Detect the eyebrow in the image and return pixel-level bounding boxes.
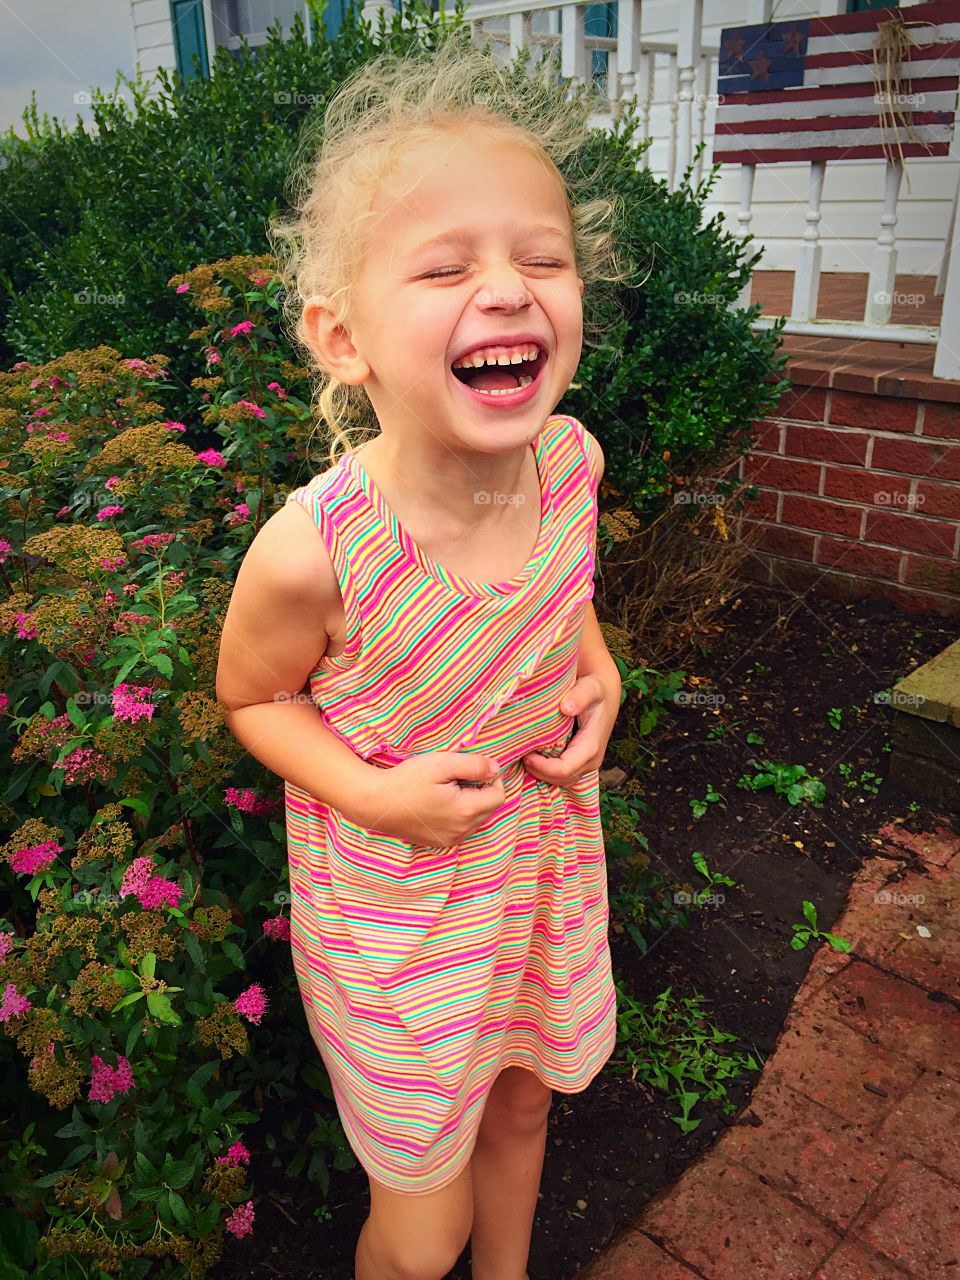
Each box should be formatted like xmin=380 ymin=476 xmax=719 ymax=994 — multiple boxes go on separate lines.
xmin=400 ymin=224 xmax=569 ymax=259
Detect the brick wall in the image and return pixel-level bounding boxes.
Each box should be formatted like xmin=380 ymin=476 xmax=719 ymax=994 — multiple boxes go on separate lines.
xmin=737 ymin=382 xmax=960 ymax=617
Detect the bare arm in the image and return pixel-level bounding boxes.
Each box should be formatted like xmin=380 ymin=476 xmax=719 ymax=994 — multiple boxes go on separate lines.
xmin=215 ymin=501 xmax=380 ymax=825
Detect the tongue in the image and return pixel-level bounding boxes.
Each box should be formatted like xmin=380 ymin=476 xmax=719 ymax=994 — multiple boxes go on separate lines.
xmin=465 ymin=366 xmax=521 ymax=392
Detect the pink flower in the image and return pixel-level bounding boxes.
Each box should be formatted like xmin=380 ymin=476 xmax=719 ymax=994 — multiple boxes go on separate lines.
xmin=235 ymin=400 xmax=265 ymax=419
xmin=10 ymin=840 xmax=61 ymax=876
xmin=119 ymin=855 xmax=182 ymax=910
xmin=0 ymin=933 xmax=14 ymax=960
xmin=229 ymin=320 xmax=255 ymax=337
xmin=0 ymin=982 xmax=31 ymax=1023
xmin=104 ymin=476 xmax=122 ymax=491
xmin=176 ymin=282 xmax=190 ymax=294
xmin=96 ymin=505 xmax=124 ymax=522
xmin=224 ymin=787 xmax=276 ymax=816
xmin=262 ymin=916 xmax=291 ymax=942
xmin=131 ymin=532 xmax=175 ymax=552
xmin=56 ymin=506 xmax=70 ymax=518
xmin=124 ymin=359 xmax=154 ymax=375
xmin=234 ymin=984 xmax=268 ymax=1026
xmin=267 ymin=382 xmax=287 ymax=400
xmin=227 ymin=503 xmax=249 ymax=527
xmin=205 ymin=348 xmax=221 ymax=365
xmin=15 ymin=613 xmax=38 ymax=640
xmin=89 ymin=1054 xmax=135 ymax=1104
xmin=61 ymin=746 xmax=112 ymax=787
xmin=112 ymin=683 xmax=155 ymax=724
xmin=196 ymin=448 xmax=225 ymax=467
xmin=100 ymin=554 xmax=127 ymax=572
xmin=0 ymin=693 xmax=8 ymax=715
xmin=0 ymin=539 xmax=12 ymax=563
xmin=162 ymin=420 xmax=187 ymax=433
xmin=225 ymin=1200 xmax=255 ymax=1239
xmin=217 ymin=1140 xmax=251 ymax=1166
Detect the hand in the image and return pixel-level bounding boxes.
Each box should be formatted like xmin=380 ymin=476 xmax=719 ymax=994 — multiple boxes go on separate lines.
xmin=522 ymin=671 xmax=620 ymax=790
xmin=355 ymin=751 xmax=506 ymax=847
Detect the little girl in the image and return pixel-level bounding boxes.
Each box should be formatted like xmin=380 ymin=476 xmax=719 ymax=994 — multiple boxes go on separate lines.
xmin=217 ymin=31 xmax=623 ymax=1280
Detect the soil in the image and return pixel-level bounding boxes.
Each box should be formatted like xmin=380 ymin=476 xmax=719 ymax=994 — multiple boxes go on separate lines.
xmin=213 ymin=584 xmax=958 ymax=1280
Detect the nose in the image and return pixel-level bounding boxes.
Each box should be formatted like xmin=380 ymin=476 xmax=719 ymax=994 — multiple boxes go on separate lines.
xmin=473 ymin=262 xmax=533 ymax=313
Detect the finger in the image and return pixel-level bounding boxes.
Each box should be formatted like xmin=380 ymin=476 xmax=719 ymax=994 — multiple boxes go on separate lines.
xmin=559 ymin=674 xmax=605 ymax=718
xmin=524 ymin=739 xmax=598 ymax=778
xmin=442 ymin=752 xmax=500 ymax=784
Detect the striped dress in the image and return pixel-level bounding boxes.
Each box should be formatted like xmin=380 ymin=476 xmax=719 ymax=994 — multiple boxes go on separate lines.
xmin=283 ymin=412 xmax=617 ymax=1194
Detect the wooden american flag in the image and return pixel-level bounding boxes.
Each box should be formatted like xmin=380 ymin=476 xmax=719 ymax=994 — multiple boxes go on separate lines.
xmin=713 ymin=0 xmax=960 ymax=165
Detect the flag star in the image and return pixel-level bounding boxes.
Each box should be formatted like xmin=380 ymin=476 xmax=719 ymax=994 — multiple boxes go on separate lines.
xmin=749 ymin=50 xmax=773 ymax=82
xmin=724 ymin=32 xmax=745 ymax=64
xmin=781 ymin=24 xmax=805 ymax=56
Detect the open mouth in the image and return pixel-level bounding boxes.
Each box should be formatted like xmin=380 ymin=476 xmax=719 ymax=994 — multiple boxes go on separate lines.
xmin=450 ymin=346 xmax=547 ymax=399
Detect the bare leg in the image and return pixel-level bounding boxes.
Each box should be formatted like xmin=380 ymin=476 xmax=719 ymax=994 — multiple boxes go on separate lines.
xmin=356 ymin=1161 xmax=473 ymax=1280
xmin=469 ymin=1066 xmax=552 ymax=1280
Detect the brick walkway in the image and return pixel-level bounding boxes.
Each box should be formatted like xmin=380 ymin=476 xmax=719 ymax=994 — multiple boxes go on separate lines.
xmin=576 ymin=821 xmax=960 ymax=1280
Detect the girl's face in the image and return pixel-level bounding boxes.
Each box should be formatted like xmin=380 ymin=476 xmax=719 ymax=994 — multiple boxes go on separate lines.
xmin=312 ymin=128 xmax=584 ymax=455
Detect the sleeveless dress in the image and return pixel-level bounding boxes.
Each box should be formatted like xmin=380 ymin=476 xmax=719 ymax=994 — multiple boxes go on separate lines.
xmin=283 ymin=412 xmax=617 ymax=1194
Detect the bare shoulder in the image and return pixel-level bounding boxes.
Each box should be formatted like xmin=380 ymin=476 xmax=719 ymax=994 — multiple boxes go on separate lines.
xmin=215 ymin=501 xmax=342 ymax=712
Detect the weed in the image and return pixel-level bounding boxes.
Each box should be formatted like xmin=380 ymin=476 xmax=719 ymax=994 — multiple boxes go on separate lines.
xmin=790 ymin=900 xmax=852 ymax=953
xmin=689 ymin=783 xmax=723 ymax=820
xmin=737 ymin=758 xmax=826 ymax=808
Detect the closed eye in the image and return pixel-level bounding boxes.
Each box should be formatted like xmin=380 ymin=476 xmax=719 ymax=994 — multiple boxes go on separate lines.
xmin=422 ymin=260 xmax=566 ymax=279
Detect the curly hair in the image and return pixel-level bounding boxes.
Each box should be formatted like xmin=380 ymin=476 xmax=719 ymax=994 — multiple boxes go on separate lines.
xmin=268 ymin=26 xmax=631 ymax=465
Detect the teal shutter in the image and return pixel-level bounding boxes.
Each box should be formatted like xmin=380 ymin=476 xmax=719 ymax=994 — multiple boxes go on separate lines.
xmin=170 ymin=0 xmax=210 ymax=80
xmin=557 ymin=5 xmax=618 ymax=90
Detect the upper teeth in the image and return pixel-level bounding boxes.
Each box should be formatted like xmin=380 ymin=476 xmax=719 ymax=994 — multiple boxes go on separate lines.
xmin=451 ymin=344 xmax=540 ymax=369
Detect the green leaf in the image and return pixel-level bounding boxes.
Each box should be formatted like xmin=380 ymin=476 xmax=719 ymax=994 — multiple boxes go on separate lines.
xmin=802 ymin=900 xmax=818 ymax=928
xmin=691 ymin=850 xmax=709 ymax=880
xmin=119 ymin=795 xmax=150 ymax=817
xmin=825 ymin=933 xmax=852 ymax=953
xmin=111 ymin=991 xmax=146 ymax=1012
xmin=138 ymin=951 xmax=156 ymax=979
xmin=146 ymin=993 xmax=181 ymax=1026
xmin=221 ymin=940 xmax=245 ymax=970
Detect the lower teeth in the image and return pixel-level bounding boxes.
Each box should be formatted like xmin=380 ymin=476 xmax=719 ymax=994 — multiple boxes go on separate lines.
xmin=473 ymin=375 xmax=534 ymax=396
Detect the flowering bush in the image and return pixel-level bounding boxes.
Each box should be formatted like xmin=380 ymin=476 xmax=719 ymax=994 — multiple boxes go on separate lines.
xmin=0 ymin=257 xmax=355 ymax=1277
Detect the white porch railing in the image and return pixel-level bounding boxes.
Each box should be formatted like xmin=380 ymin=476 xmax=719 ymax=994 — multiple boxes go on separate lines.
xmin=361 ymin=0 xmax=960 ymax=382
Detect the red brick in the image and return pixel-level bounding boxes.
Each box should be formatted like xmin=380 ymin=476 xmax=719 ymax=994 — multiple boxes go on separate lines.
xmin=748 ymin=420 xmax=784 ymax=452
xmin=877 ymin=822 xmax=960 ymax=867
xmin=640 ymin=1156 xmax=840 ymax=1280
xmin=743 ymin=454 xmax=822 ymax=493
xmin=822 ymin=466 xmax=902 ymax=506
xmin=781 ymin=494 xmax=863 ymax=537
xmin=741 ymin=487 xmax=780 ymax=520
xmin=864 ymin=510 xmax=956 ymax=555
xmin=714 ymin=1079 xmax=894 ymax=1230
xmin=873 ymin=578 xmax=960 ymax=618
xmin=747 ymin=521 xmax=817 ymax=561
xmin=811 ymin=1240 xmax=921 ymax=1280
xmin=769 ymin=561 xmax=866 ymax=603
xmin=785 ymin=424 xmax=870 ymax=466
xmin=875 ymin=1073 xmax=960 ymax=1181
xmin=904 ymin=553 xmax=960 ymax=594
xmin=922 ymin=401 xmax=960 ymax=441
xmin=871 ymin=436 xmax=960 ymax=482
xmin=817 ymin=537 xmax=901 ymax=581
xmin=855 ymin=1158 xmax=960 ymax=1277
xmin=801 ymin=960 xmax=960 ymax=1077
xmin=829 ymin=390 xmax=918 ymax=433
xmin=766 ymin=1014 xmax=922 ymax=1126
xmin=915 ymin=479 xmax=960 ymax=520
xmin=576 ymin=1232 xmax=702 ymax=1280
xmin=773 ymin=386 xmax=828 ymax=422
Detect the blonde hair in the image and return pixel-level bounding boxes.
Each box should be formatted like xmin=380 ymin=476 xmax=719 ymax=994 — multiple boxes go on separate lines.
xmin=269 ymin=26 xmax=631 ymax=465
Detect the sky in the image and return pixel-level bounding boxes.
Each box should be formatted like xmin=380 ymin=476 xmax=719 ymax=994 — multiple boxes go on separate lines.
xmin=0 ymin=0 xmax=140 ymax=137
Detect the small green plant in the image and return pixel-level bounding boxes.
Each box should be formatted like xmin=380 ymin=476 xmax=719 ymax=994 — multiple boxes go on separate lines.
xmin=838 ymin=763 xmax=883 ymax=795
xmin=827 ymin=707 xmax=842 ymax=730
xmin=689 ymin=851 xmax=743 ymax=905
xmin=601 ymin=790 xmax=690 ymax=953
xmin=737 ymin=758 xmax=826 ymax=807
xmin=790 ymin=900 xmax=852 ymax=953
xmin=745 ymin=730 xmax=765 ymax=746
xmin=749 ymin=661 xmax=771 ymax=675
xmin=611 ymin=982 xmax=761 ymax=1133
xmin=907 ymin=800 xmax=920 ymax=814
xmin=689 ymin=783 xmax=723 ymax=820
xmin=614 ymin=660 xmax=686 ymax=736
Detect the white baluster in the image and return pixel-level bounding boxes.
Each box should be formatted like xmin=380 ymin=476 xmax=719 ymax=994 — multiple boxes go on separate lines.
xmin=615 ymin=0 xmax=642 ymax=111
xmin=666 ymin=55 xmax=678 ymax=188
xmin=636 ymin=48 xmax=652 ymax=169
xmin=792 ymin=159 xmax=826 ymax=322
xmin=675 ymin=0 xmax=703 ymax=187
xmin=864 ymin=159 xmax=902 ymax=327
xmin=509 ymin=9 xmax=531 ymax=61
xmin=561 ymin=4 xmax=587 ymax=91
xmin=693 ymin=54 xmax=708 ymax=188
xmin=607 ymin=47 xmax=619 ymax=110
xmin=933 ymin=158 xmax=960 ymax=378
xmin=735 ymin=162 xmax=757 ymax=310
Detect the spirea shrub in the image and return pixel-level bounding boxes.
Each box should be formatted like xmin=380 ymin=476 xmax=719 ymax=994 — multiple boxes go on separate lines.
xmin=0 ymin=257 xmax=355 ymax=1278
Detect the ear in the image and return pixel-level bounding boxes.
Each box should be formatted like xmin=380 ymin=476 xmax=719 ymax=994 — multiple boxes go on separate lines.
xmin=301 ymin=293 xmax=369 ymax=385
xmin=578 ymin=277 xmax=584 ymax=297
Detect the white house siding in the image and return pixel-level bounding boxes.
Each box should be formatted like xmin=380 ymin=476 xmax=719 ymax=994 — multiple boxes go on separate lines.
xmin=131 ymin=0 xmax=179 ymax=79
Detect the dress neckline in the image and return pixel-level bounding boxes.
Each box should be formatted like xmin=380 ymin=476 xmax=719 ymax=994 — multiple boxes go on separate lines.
xmin=339 ymin=426 xmax=555 ymax=598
